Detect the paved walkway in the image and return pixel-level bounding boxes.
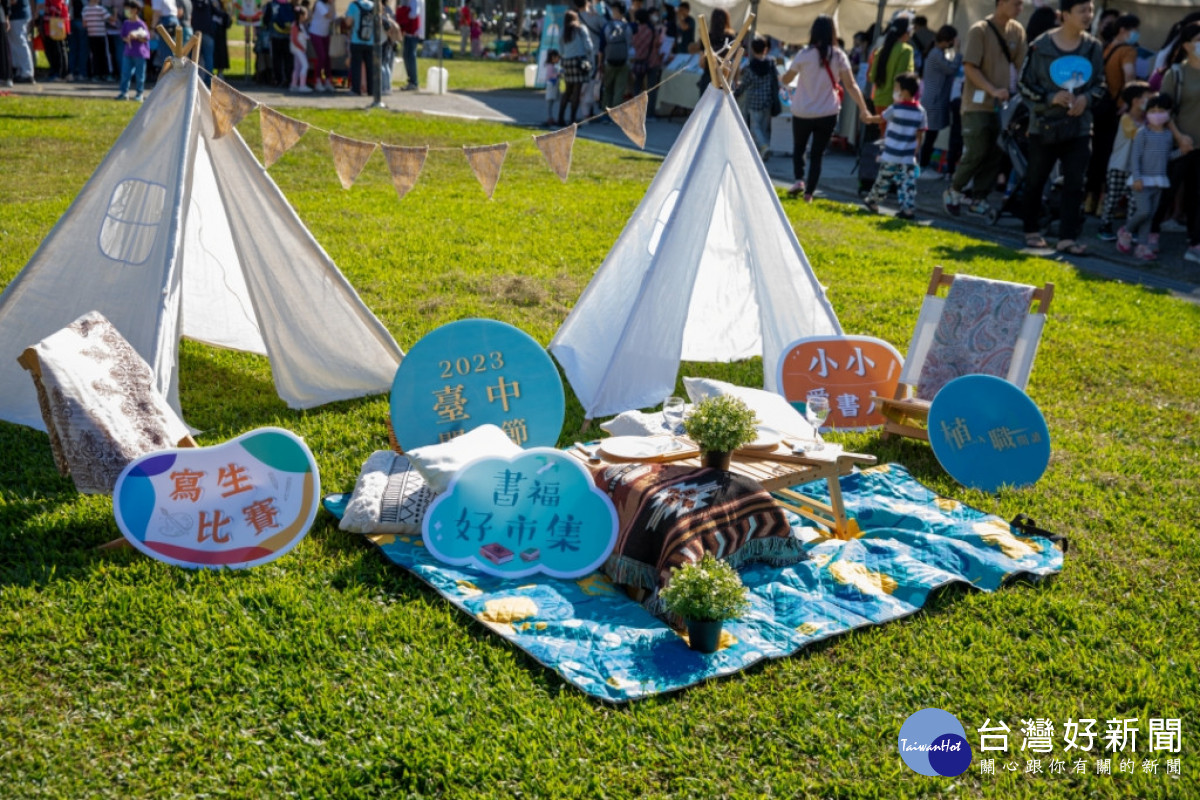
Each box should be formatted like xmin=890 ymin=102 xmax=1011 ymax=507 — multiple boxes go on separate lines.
xmin=8 ymin=75 xmax=1199 ymax=301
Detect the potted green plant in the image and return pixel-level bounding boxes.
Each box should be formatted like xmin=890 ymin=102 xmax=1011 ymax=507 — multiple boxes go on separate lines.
xmin=659 ymin=553 xmax=750 ymax=653
xmin=682 ymin=394 xmax=758 ymax=470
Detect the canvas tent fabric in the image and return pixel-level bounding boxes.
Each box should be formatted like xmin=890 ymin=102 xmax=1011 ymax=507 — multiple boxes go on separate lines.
xmin=0 ymin=59 xmax=404 ymax=433
xmin=550 ymin=84 xmax=842 ymax=421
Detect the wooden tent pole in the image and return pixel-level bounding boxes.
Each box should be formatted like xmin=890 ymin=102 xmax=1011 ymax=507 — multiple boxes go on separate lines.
xmin=697 ymin=15 xmax=720 ymax=89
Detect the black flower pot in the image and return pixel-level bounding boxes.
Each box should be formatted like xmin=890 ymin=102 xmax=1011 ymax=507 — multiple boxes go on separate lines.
xmin=702 ymin=450 xmax=732 ymax=471
xmin=686 ymin=618 xmax=724 ymax=653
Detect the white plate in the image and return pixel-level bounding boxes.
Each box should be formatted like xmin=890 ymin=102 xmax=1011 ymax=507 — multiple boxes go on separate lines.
xmin=740 ymin=427 xmax=784 ymax=450
xmin=598 ymin=436 xmax=689 ymax=461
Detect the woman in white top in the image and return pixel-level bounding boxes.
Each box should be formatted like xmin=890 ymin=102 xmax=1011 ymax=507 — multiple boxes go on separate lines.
xmin=780 ymin=15 xmax=878 ymax=202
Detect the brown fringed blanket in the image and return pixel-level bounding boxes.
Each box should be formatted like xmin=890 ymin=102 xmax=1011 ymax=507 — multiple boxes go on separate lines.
xmin=591 ymin=463 xmax=807 ymax=618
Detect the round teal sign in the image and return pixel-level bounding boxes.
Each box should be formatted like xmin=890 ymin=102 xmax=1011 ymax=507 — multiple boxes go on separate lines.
xmin=390 ymin=319 xmax=565 ymax=450
xmin=927 ymin=374 xmax=1050 ymax=492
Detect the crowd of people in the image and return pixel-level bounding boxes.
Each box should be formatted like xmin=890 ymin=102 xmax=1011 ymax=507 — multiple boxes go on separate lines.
xmin=0 ymin=0 xmax=234 ymax=91
xmin=765 ymin=1 xmax=1200 ymax=262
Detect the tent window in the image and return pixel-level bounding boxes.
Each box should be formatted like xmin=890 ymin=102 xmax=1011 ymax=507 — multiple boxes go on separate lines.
xmin=99 ymin=179 xmax=167 ymax=265
xmin=647 ymin=190 xmax=679 ymax=256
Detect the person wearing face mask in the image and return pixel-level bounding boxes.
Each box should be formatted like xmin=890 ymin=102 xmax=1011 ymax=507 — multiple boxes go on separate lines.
xmin=1085 ymin=13 xmax=1140 ymax=215
xmin=1155 ymin=22 xmax=1200 ymax=263
xmin=1118 ymin=93 xmax=1176 ymax=262
xmin=1017 ymin=0 xmax=1105 ymax=254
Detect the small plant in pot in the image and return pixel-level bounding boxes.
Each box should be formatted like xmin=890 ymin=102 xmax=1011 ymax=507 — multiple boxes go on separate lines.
xmin=659 ymin=553 xmax=750 ymax=653
xmin=682 ymin=395 xmax=758 ymax=471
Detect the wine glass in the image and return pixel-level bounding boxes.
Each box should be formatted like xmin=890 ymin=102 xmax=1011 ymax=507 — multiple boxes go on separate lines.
xmin=805 ymin=394 xmax=830 ymax=451
xmin=662 ymin=396 xmax=686 ymax=446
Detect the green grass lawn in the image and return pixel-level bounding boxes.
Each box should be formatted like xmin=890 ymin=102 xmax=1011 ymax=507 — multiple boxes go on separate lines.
xmin=1 ymin=95 xmax=1199 ymax=798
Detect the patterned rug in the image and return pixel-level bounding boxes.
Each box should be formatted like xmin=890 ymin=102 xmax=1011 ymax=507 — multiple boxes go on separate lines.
xmin=358 ymin=464 xmax=1064 ymax=703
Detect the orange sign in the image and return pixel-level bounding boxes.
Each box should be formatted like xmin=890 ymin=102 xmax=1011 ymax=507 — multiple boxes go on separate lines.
xmin=777 ymin=336 xmax=904 ymax=431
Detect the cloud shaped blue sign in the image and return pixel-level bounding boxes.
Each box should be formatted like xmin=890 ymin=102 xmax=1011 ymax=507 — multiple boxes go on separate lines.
xmin=422 ymin=449 xmax=618 ymax=579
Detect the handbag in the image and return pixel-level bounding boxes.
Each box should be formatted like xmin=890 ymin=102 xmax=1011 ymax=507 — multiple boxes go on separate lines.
xmin=48 ymin=16 xmax=68 ymax=41
xmin=823 ymin=59 xmax=844 ymax=104
xmin=1038 ymin=112 xmax=1082 ymax=144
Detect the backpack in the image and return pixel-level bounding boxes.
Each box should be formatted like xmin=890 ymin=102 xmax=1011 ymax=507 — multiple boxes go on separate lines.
xmin=355 ymin=1 xmax=375 ymax=42
xmin=604 ymin=21 xmax=629 ymax=66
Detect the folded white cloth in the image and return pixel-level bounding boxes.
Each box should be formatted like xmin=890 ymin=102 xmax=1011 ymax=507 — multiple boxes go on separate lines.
xmin=405 ymin=423 xmax=523 ymax=493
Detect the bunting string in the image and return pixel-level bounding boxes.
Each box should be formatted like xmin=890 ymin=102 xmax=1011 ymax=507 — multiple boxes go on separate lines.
xmin=200 ymin=61 xmax=692 ymax=199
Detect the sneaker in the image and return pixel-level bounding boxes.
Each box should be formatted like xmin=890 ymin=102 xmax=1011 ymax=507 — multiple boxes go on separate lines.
xmin=1147 ymin=233 xmax=1160 ymax=252
xmin=115 ymin=93 xmax=127 ymax=101
xmin=297 ymin=85 xmax=313 ymax=93
xmin=402 ymin=83 xmax=419 ymax=91
xmin=863 ymin=199 xmax=880 ymax=213
xmin=1116 ymin=227 xmax=1133 ymax=254
xmin=1162 ymin=219 xmax=1187 ymax=233
xmin=918 ymin=170 xmax=943 ymax=182
xmin=1097 ymin=223 xmax=1117 ymax=242
xmin=966 ymin=198 xmax=993 ymax=217
xmin=786 ymin=180 xmax=805 ymax=198
xmin=1186 ymin=245 xmax=1200 ymax=264
xmin=1134 ymin=245 xmax=1157 ymax=262
xmin=134 ymin=93 xmax=144 ymax=102
xmin=803 ymin=194 xmax=814 ymax=204
xmin=943 ymin=188 xmax=963 ymax=216
xmin=896 ymin=209 xmax=916 ymax=220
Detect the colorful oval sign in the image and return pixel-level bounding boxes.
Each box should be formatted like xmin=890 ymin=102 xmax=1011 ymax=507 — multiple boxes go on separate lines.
xmin=390 ymin=318 xmax=565 ymax=451
xmin=113 ymin=427 xmax=320 ymax=569
xmin=927 ymin=375 xmax=1050 ymax=492
xmin=777 ymin=335 xmax=904 ymax=430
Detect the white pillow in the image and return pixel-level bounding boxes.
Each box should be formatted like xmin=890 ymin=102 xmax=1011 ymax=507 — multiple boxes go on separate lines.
xmin=405 ymin=424 xmax=523 ymax=493
xmin=682 ymin=377 xmax=815 ymax=440
xmin=600 ymin=408 xmax=692 ymax=437
xmin=340 ymin=451 xmax=436 ymax=535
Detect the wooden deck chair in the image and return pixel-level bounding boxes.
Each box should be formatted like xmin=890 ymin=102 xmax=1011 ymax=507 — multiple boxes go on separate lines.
xmin=18 ymin=311 xmax=196 ymax=499
xmin=878 ymin=266 xmax=1054 ymax=442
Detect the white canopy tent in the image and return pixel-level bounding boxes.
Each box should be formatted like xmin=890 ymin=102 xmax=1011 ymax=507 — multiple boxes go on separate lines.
xmin=685 ymin=0 xmax=1188 ymax=54
xmin=0 ymin=59 xmax=404 ymax=432
xmin=550 ymin=83 xmax=842 ymax=421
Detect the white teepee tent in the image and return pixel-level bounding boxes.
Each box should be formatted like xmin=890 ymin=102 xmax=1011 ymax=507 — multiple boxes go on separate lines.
xmin=550 ymin=83 xmax=842 ymax=421
xmin=0 ymin=59 xmax=404 ymax=432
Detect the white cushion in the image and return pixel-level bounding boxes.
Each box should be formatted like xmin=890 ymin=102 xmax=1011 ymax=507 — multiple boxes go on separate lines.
xmin=405 ymin=424 xmax=523 ymax=493
xmin=340 ymin=451 xmax=436 ymax=535
xmin=682 ymin=377 xmax=815 ymax=440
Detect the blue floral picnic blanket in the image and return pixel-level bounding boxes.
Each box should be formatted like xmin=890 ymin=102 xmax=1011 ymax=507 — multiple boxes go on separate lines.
xmin=362 ymin=464 xmax=1063 ymax=703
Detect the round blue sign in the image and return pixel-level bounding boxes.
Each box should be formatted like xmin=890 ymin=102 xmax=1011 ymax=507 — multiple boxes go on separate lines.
xmin=1048 ymin=54 xmax=1092 ymax=90
xmin=927 ymin=374 xmax=1050 ymax=492
xmin=390 ymin=319 xmax=565 ymax=451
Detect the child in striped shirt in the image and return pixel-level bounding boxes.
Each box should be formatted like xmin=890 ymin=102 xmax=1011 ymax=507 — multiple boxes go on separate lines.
xmin=1118 ymin=93 xmax=1177 ymax=262
xmin=863 ymin=72 xmax=927 ymax=220
xmin=82 ymin=0 xmax=114 ymax=81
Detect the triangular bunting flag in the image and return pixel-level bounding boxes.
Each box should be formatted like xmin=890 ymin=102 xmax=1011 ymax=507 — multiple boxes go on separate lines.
xmin=533 ymin=125 xmax=576 ymax=183
xmin=463 ymin=143 xmax=508 ymax=199
xmin=211 ymin=77 xmax=258 ymax=139
xmin=330 ymin=134 xmax=378 ymax=190
xmin=608 ymin=94 xmax=648 ymax=150
xmin=380 ymin=144 xmax=428 ymax=200
xmin=260 ymin=107 xmax=309 ymax=169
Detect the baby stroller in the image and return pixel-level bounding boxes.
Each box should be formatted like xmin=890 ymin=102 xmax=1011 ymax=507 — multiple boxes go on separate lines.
xmin=992 ymin=97 xmax=1061 ymax=228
